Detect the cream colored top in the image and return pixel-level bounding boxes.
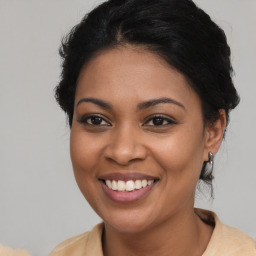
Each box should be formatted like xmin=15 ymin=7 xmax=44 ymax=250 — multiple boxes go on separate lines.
xmin=49 ymin=209 xmax=256 ymax=256
xmin=0 ymin=246 xmax=30 ymax=256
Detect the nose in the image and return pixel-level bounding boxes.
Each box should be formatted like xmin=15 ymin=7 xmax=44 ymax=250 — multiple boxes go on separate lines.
xmin=104 ymin=125 xmax=147 ymax=166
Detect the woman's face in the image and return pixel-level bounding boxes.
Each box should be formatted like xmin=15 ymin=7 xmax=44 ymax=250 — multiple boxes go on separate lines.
xmin=70 ymin=47 xmax=212 ymax=233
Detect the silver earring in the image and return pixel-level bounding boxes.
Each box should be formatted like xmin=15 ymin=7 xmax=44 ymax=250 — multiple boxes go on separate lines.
xmin=205 ymin=151 xmax=214 ymax=173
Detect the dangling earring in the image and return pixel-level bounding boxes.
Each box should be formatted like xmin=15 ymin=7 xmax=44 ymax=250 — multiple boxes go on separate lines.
xmin=206 ymin=151 xmax=214 ymax=173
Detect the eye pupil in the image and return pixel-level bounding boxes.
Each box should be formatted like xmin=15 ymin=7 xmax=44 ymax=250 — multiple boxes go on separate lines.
xmin=91 ymin=116 xmax=102 ymax=125
xmin=153 ymin=117 xmax=164 ymax=126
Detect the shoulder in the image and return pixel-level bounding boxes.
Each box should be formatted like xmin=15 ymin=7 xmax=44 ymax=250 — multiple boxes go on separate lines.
xmin=49 ymin=232 xmax=89 ymax=256
xmin=0 ymin=246 xmax=30 ymax=256
xmin=49 ymin=223 xmax=104 ymax=256
xmin=196 ymin=209 xmax=256 ymax=256
xmin=217 ymin=223 xmax=256 ymax=255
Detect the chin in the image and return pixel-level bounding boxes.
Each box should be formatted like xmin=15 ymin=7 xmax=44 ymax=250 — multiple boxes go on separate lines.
xmin=100 ymin=207 xmax=158 ymax=234
xmin=106 ymin=219 xmax=151 ymax=234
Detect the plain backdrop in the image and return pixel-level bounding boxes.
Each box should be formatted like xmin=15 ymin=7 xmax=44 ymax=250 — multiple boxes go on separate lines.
xmin=0 ymin=0 xmax=255 ymax=255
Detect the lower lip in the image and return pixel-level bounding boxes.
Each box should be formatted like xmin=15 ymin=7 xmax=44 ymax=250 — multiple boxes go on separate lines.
xmin=101 ymin=182 xmax=156 ymax=203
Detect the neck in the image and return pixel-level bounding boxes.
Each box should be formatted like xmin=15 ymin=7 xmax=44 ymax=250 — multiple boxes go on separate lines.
xmin=103 ymin=208 xmax=213 ymax=256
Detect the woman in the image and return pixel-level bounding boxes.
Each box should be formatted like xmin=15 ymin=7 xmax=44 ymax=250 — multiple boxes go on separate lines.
xmin=50 ymin=0 xmax=256 ymax=255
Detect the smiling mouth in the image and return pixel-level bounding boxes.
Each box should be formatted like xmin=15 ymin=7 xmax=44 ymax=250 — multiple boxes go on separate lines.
xmin=98 ymin=172 xmax=159 ymax=202
xmin=102 ymin=179 xmax=157 ymax=192
xmin=99 ymin=177 xmax=159 ymax=203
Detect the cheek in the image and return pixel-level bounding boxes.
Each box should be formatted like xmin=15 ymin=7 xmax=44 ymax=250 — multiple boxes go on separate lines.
xmin=149 ymin=126 xmax=205 ymax=181
xmin=70 ymin=129 xmax=104 ymax=199
xmin=149 ymin=131 xmax=205 ymax=212
xmin=70 ymin=129 xmax=102 ymax=174
xmin=70 ymin=129 xmax=105 ymax=208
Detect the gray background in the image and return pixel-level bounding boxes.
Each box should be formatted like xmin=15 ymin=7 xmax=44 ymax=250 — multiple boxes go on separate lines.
xmin=0 ymin=0 xmax=255 ymax=255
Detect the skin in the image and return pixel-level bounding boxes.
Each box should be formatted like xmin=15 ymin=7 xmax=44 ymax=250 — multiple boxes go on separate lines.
xmin=70 ymin=46 xmax=226 ymax=256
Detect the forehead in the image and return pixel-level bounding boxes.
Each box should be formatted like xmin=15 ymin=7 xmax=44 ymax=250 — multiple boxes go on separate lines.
xmin=75 ymin=46 xmax=199 ymax=108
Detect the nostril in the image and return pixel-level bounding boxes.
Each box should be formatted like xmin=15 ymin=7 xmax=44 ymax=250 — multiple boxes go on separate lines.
xmin=104 ymin=144 xmax=147 ymax=165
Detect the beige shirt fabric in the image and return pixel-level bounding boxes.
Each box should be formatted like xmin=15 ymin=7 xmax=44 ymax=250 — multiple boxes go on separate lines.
xmin=49 ymin=209 xmax=256 ymax=256
xmin=0 ymin=246 xmax=30 ymax=256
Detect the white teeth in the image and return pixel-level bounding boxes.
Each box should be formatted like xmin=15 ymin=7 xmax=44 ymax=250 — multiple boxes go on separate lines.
xmin=112 ymin=180 xmax=118 ymax=190
xmin=106 ymin=180 xmax=112 ymax=188
xmin=141 ymin=179 xmax=147 ymax=188
xmin=117 ymin=180 xmax=126 ymax=191
xmin=126 ymin=180 xmax=135 ymax=191
xmin=105 ymin=179 xmax=154 ymax=192
xmin=135 ymin=180 xmax=142 ymax=189
xmin=148 ymin=180 xmax=153 ymax=185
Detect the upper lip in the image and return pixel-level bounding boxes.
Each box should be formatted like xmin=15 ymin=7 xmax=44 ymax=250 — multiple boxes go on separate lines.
xmin=98 ymin=172 xmax=159 ymax=182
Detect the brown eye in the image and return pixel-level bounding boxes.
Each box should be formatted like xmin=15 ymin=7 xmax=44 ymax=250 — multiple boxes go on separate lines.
xmin=152 ymin=117 xmax=165 ymax=126
xmin=90 ymin=116 xmax=104 ymax=125
xmin=144 ymin=115 xmax=174 ymax=126
xmin=78 ymin=115 xmax=111 ymax=126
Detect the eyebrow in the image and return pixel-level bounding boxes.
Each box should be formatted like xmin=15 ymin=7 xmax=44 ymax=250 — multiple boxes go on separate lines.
xmin=76 ymin=97 xmax=112 ymax=109
xmin=76 ymin=97 xmax=186 ymax=111
xmin=137 ymin=97 xmax=186 ymax=111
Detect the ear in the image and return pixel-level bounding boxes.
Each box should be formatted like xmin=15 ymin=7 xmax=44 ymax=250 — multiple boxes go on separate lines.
xmin=203 ymin=109 xmax=226 ymax=161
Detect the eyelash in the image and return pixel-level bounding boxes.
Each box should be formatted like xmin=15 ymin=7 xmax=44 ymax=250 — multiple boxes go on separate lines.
xmin=78 ymin=114 xmax=111 ymax=126
xmin=144 ymin=114 xmax=176 ymax=127
xmin=78 ymin=114 xmax=176 ymax=127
